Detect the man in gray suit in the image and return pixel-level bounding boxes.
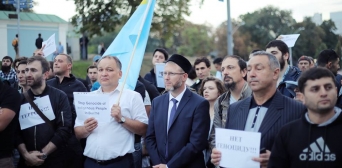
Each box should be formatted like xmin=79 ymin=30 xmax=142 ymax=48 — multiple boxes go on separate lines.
xmin=211 ymin=51 xmax=306 ymax=168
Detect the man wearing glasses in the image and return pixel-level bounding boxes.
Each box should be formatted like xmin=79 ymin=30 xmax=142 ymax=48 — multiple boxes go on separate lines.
xmin=146 ymin=54 xmax=210 ymax=168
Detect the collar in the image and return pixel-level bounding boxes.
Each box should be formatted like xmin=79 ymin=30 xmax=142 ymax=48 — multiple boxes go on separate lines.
xmin=96 ymin=84 xmax=122 ymax=95
xmin=250 ymin=92 xmax=276 ymax=109
xmin=169 ymin=86 xmax=187 ymax=103
xmin=56 ymin=73 xmax=75 ymax=83
xmin=29 ymin=84 xmax=49 ymax=97
xmin=305 ymin=107 xmax=342 ymax=127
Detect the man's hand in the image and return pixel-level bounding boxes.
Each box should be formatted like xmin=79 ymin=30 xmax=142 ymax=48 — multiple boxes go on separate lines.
xmin=252 ymin=150 xmax=271 ymax=168
xmin=34 ymin=45 xmax=45 ymax=57
xmin=84 ymin=117 xmax=98 ymax=133
xmin=111 ymin=104 xmax=122 ymax=122
xmin=152 ymin=164 xmax=167 ymax=168
xmin=24 ymin=151 xmax=44 ymax=166
xmin=211 ymin=148 xmax=221 ymax=166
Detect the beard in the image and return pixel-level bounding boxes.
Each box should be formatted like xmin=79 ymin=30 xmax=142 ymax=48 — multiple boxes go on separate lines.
xmin=28 ymin=76 xmax=43 ymax=89
xmin=1 ymin=65 xmax=11 ymax=73
xmin=279 ymin=56 xmax=285 ymax=71
xmin=165 ymin=79 xmax=182 ymax=91
xmin=224 ymin=75 xmax=236 ymax=90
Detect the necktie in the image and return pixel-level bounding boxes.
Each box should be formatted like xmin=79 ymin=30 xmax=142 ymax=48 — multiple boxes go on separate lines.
xmin=166 ymin=98 xmax=178 ymax=158
xmin=168 ymin=98 xmax=178 ymax=130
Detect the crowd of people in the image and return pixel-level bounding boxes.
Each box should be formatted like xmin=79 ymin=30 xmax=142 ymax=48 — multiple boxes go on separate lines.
xmin=0 ymin=39 xmax=342 ymax=168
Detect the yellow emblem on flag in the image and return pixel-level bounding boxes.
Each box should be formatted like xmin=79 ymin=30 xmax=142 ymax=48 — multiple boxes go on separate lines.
xmin=141 ymin=0 xmax=147 ymax=5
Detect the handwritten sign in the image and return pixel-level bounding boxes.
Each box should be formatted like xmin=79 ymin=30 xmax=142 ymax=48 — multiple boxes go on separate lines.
xmin=155 ymin=63 xmax=165 ymax=88
xmin=216 ymin=128 xmax=261 ymax=168
xmin=74 ymin=92 xmax=110 ymax=124
xmin=42 ymin=33 xmax=57 ymax=57
xmin=19 ymin=96 xmax=55 ymax=130
xmin=277 ymin=34 xmax=300 ymax=48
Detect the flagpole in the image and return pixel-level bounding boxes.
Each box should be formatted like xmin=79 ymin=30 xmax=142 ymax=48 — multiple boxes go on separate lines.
xmin=116 ymin=0 xmax=153 ymax=104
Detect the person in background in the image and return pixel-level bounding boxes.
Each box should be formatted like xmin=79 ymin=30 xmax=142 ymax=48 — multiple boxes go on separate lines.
xmin=0 ymin=56 xmax=18 ymax=88
xmin=186 ymin=67 xmax=197 ymax=87
xmin=213 ymin=57 xmax=223 ymax=80
xmin=47 ymin=61 xmax=55 ymax=80
xmin=87 ymin=65 xmax=98 ymax=90
xmin=191 ymin=57 xmax=212 ymax=93
xmin=199 ymin=76 xmax=226 ymax=167
xmin=144 ymin=48 xmax=169 ymax=93
xmin=12 ymin=34 xmax=19 ymax=58
xmin=297 ymin=56 xmax=311 ymax=72
xmin=308 ymin=56 xmax=316 ymax=68
xmin=16 ymin=60 xmax=30 ymax=93
xmin=35 ymin=33 xmax=43 ymax=49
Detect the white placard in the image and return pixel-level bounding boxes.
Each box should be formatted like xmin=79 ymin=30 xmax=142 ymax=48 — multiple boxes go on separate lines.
xmin=19 ymin=95 xmax=55 ymax=130
xmin=278 ymin=34 xmax=300 ymax=48
xmin=74 ymin=92 xmax=111 ymax=123
xmin=155 ymin=63 xmax=165 ymax=88
xmin=216 ymin=128 xmax=261 ymax=168
xmin=42 ymin=33 xmax=57 ymax=57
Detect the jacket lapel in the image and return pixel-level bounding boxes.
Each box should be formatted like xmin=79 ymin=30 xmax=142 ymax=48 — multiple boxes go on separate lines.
xmin=258 ymin=91 xmax=283 ymax=136
xmin=162 ymin=94 xmax=170 ymax=133
xmin=168 ymin=89 xmax=191 ymax=130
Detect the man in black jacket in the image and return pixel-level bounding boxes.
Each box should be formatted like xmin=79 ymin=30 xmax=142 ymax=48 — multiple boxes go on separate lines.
xmin=35 ymin=33 xmax=43 ymax=49
xmin=17 ymin=56 xmax=72 ymax=168
xmin=47 ymin=54 xmax=87 ymax=168
xmin=269 ymin=67 xmax=342 ymax=168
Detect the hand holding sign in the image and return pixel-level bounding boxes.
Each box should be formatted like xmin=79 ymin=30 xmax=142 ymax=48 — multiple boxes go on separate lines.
xmin=252 ymin=150 xmax=271 ymax=168
xmin=84 ymin=117 xmax=98 ymax=133
xmin=210 ymin=148 xmax=222 ymax=166
xmin=34 ymin=45 xmax=45 ymax=57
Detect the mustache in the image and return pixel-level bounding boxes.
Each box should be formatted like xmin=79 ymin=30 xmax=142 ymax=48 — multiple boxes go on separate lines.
xmin=224 ymin=75 xmax=233 ymax=80
xmin=248 ymin=78 xmax=258 ymax=82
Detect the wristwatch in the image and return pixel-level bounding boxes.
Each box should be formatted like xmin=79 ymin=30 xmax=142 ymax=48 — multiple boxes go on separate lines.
xmin=119 ymin=116 xmax=126 ymax=124
xmin=40 ymin=151 xmax=47 ymax=160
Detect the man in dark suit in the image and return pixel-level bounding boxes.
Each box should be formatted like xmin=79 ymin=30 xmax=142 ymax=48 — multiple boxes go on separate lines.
xmin=211 ymin=51 xmax=306 ymax=168
xmin=146 ymin=54 xmax=210 ymax=168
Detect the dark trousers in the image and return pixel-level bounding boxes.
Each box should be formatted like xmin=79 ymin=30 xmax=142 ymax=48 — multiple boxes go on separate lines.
xmin=132 ymin=143 xmax=142 ymax=168
xmin=84 ymin=154 xmax=134 ymax=168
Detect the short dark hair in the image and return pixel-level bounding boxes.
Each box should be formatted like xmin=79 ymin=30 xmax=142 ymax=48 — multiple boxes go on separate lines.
xmin=213 ymin=57 xmax=223 ymax=65
xmin=27 ymin=56 xmax=50 ymax=73
xmin=13 ymin=57 xmax=27 ymax=68
xmin=57 ymin=54 xmax=73 ymax=64
xmin=194 ymin=57 xmax=211 ymax=68
xmin=38 ymin=33 xmax=41 ymax=37
xmin=2 ymin=56 xmax=13 ymax=63
xmin=87 ymin=65 xmax=98 ymax=73
xmin=153 ymin=48 xmax=169 ymax=60
xmin=265 ymin=40 xmax=289 ymax=56
xmin=16 ymin=34 xmax=18 ymax=38
xmin=223 ymin=55 xmax=247 ymax=80
xmin=298 ymin=67 xmax=336 ymax=93
xmin=199 ymin=76 xmax=226 ymax=97
xmin=316 ymin=49 xmax=339 ymax=67
xmin=49 ymin=61 xmax=54 ymax=72
xmin=17 ymin=60 xmax=28 ymax=67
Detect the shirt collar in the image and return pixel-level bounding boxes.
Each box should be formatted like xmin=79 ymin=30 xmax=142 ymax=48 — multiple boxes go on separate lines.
xmin=169 ymin=86 xmax=187 ymax=103
xmin=97 ymin=84 xmax=122 ymax=95
xmin=250 ymin=92 xmax=275 ymax=109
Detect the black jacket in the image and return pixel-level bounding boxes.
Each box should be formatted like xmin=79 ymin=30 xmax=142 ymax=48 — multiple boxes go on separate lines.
xmin=278 ymin=66 xmax=301 ymax=98
xmin=47 ymin=74 xmax=88 ymax=125
xmin=138 ymin=76 xmax=160 ymax=101
xmin=269 ymin=109 xmax=342 ymax=168
xmin=16 ymin=85 xmax=72 ymax=159
xmin=144 ymin=69 xmax=165 ymax=93
xmin=35 ymin=37 xmax=43 ymax=49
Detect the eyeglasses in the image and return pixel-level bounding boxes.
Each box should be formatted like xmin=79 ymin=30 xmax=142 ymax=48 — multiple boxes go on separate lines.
xmin=162 ymin=72 xmax=185 ymax=77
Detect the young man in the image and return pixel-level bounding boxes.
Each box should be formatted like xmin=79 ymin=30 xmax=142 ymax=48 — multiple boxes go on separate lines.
xmin=266 ymin=40 xmax=301 ymax=98
xmin=191 ymin=57 xmax=211 ymax=92
xmin=0 ymin=56 xmax=18 ymax=87
xmin=144 ymin=48 xmax=169 ymax=93
xmin=297 ymin=55 xmax=311 ymax=72
xmin=87 ymin=65 xmax=98 ymax=89
xmin=17 ymin=56 xmax=72 ymax=168
xmin=16 ymin=60 xmax=30 ymax=93
xmin=269 ymin=67 xmax=342 ymax=168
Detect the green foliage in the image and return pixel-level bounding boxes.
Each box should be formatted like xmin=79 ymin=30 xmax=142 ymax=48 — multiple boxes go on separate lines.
xmin=72 ymin=60 xmax=92 ymax=79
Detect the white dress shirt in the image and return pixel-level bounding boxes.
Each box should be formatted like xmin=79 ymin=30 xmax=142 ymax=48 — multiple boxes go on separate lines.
xmin=74 ymin=86 xmax=148 ymax=160
xmin=167 ymin=86 xmax=187 ymax=132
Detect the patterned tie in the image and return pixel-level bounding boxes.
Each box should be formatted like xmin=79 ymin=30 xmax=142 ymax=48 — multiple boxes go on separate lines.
xmin=166 ymin=98 xmax=178 ymax=158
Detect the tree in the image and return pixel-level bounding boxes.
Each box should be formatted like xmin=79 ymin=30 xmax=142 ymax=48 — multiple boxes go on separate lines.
xmin=238 ymin=6 xmax=296 ymax=51
xmin=320 ymin=20 xmax=339 ymax=49
xmin=169 ymin=21 xmax=214 ymax=56
xmin=71 ymin=0 xmax=203 ymax=44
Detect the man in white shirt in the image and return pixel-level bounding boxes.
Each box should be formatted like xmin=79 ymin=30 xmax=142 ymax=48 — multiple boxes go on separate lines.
xmin=74 ymin=56 xmax=148 ymax=168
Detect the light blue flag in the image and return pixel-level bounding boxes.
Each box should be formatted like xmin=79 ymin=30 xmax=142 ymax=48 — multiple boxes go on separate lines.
xmin=102 ymin=0 xmax=156 ymax=90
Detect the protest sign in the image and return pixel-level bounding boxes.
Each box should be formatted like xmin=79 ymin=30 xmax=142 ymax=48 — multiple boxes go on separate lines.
xmin=74 ymin=92 xmax=110 ymax=124
xmin=216 ymin=128 xmax=261 ymax=168
xmin=19 ymin=95 xmax=55 ymax=130
xmin=155 ymin=63 xmax=165 ymax=88
xmin=42 ymin=33 xmax=57 ymax=57
xmin=277 ymin=34 xmax=300 ymax=48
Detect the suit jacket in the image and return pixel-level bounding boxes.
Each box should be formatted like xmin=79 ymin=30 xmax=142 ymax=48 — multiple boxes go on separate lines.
xmin=145 ymin=88 xmax=210 ymax=168
xmin=225 ymin=91 xmax=306 ymax=150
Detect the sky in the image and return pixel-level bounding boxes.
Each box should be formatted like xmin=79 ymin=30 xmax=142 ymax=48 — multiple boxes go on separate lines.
xmin=33 ymin=0 xmax=342 ymax=28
